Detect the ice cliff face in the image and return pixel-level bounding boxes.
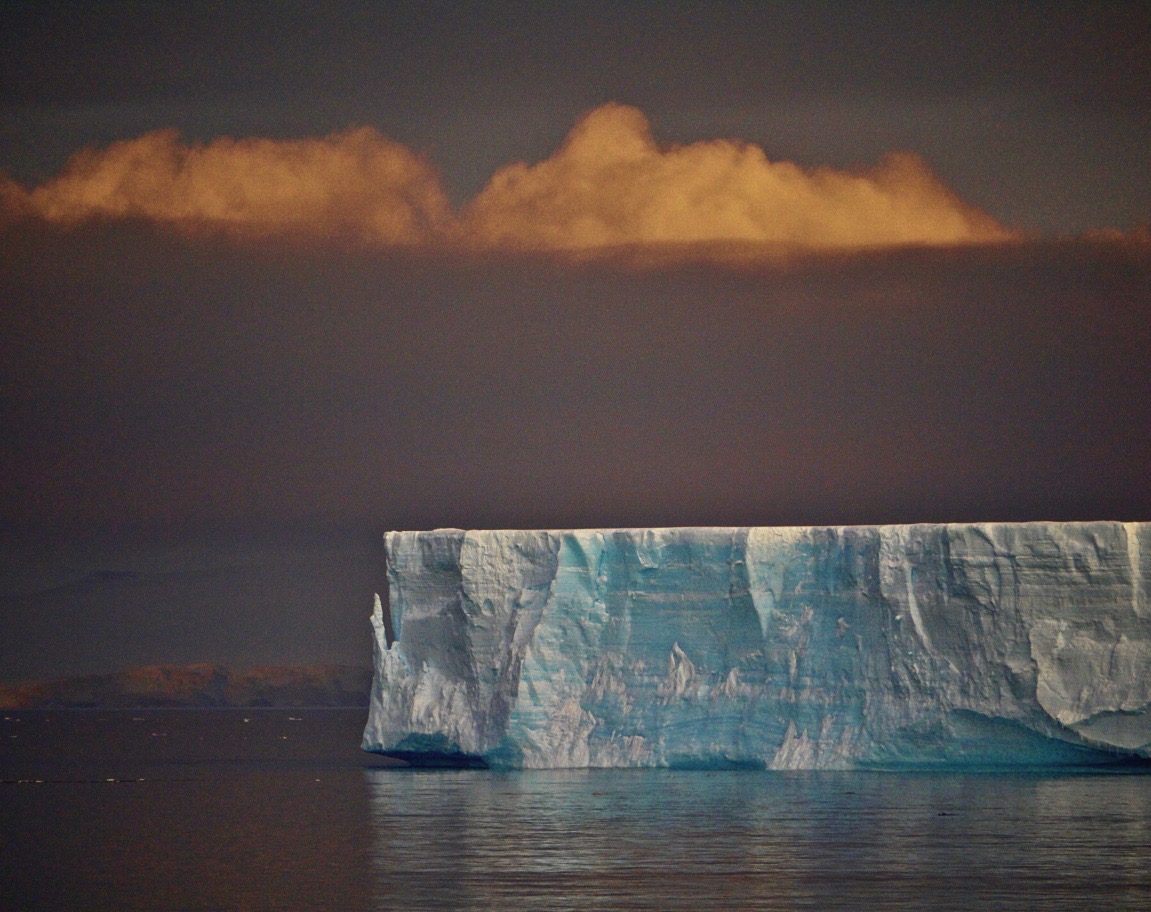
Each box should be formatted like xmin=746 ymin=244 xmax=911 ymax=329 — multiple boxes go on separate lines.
xmin=363 ymin=524 xmax=1151 ymax=769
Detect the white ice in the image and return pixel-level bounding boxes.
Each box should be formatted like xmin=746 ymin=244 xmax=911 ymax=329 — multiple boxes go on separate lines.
xmin=364 ymin=523 xmax=1151 ymax=769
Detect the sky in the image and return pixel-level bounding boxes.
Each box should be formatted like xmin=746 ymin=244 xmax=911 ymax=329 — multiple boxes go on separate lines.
xmin=1 ymin=1 xmax=1149 ymax=680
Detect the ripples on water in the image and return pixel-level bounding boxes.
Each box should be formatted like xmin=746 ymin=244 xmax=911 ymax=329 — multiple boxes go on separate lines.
xmin=368 ymin=768 xmax=1151 ymax=912
xmin=2 ymin=711 xmax=1150 ymax=911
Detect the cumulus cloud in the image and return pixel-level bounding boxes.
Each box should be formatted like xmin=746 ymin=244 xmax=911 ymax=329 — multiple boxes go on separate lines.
xmin=2 ymin=104 xmax=1018 ymax=258
xmin=1 ymin=128 xmax=451 ymax=246
xmin=459 ymin=104 xmax=1014 ymax=255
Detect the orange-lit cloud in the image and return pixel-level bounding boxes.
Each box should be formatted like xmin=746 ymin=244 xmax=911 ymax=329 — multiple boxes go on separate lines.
xmin=1 ymin=128 xmax=450 ymax=245
xmin=2 ymin=104 xmax=1019 ymax=259
xmin=459 ymin=104 xmax=1014 ymax=255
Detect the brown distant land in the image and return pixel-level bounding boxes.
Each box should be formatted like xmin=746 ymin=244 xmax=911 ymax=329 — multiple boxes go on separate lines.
xmin=0 ymin=663 xmax=372 ymax=709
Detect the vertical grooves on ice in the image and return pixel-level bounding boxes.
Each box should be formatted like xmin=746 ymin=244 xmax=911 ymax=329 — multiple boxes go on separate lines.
xmin=901 ymin=552 xmax=933 ymax=653
xmin=1127 ymin=522 xmax=1145 ymax=618
xmin=368 ymin=524 xmax=1151 ymax=768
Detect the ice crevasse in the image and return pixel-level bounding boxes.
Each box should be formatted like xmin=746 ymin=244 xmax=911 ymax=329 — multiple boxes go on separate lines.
xmin=363 ymin=524 xmax=1151 ymax=769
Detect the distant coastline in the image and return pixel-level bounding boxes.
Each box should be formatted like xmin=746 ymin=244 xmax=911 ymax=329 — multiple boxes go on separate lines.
xmin=0 ymin=663 xmax=371 ymax=709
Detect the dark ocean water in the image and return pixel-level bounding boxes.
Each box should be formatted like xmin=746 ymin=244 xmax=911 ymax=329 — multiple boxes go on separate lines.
xmin=2 ymin=711 xmax=1150 ymax=911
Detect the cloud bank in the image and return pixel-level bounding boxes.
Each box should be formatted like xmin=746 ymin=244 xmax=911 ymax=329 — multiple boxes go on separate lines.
xmin=2 ymin=104 xmax=1016 ymax=258
xmin=459 ymin=104 xmax=1012 ymax=253
xmin=1 ymin=128 xmax=451 ymax=246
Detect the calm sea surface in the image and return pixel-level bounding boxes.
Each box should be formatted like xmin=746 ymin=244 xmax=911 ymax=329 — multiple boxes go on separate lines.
xmin=2 ymin=711 xmax=1150 ymax=911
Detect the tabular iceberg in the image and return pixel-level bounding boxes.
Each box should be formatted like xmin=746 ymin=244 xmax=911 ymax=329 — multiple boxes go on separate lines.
xmin=363 ymin=523 xmax=1151 ymax=769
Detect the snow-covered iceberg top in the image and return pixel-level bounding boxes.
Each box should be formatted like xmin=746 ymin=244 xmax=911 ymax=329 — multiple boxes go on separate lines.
xmin=363 ymin=523 xmax=1151 ymax=769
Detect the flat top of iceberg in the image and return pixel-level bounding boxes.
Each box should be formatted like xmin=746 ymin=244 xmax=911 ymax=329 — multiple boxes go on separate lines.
xmin=396 ymin=520 xmax=1138 ymax=536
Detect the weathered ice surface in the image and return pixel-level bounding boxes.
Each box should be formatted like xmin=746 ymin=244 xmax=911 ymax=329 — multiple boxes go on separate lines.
xmin=363 ymin=524 xmax=1151 ymax=769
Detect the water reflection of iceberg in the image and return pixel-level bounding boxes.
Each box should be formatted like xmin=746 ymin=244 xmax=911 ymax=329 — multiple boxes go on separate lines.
xmin=363 ymin=768 xmax=1151 ymax=911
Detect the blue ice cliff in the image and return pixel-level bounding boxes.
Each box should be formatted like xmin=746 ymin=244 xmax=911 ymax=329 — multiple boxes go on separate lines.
xmin=363 ymin=524 xmax=1151 ymax=769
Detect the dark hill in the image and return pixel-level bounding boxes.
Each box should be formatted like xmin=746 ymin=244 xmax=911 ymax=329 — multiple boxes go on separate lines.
xmin=0 ymin=663 xmax=372 ymax=708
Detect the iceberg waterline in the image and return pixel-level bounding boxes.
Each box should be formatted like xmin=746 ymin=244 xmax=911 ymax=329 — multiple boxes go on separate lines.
xmin=362 ymin=524 xmax=1151 ymax=769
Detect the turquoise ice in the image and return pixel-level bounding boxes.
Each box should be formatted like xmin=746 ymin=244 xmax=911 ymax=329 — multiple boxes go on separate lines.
xmin=363 ymin=524 xmax=1151 ymax=769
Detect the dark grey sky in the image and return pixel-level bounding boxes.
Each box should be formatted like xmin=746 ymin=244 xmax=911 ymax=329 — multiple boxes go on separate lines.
xmin=1 ymin=1 xmax=1148 ymax=681
xmin=3 ymin=228 xmax=1148 ymax=537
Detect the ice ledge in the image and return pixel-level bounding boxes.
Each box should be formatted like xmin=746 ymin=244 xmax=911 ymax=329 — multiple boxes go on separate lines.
xmin=364 ymin=523 xmax=1151 ymax=769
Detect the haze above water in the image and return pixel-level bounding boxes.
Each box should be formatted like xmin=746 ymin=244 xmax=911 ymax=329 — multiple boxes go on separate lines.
xmin=3 ymin=711 xmax=1150 ymax=911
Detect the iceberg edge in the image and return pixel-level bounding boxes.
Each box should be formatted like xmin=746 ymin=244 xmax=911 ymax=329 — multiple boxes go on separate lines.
xmin=364 ymin=523 xmax=1151 ymax=769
